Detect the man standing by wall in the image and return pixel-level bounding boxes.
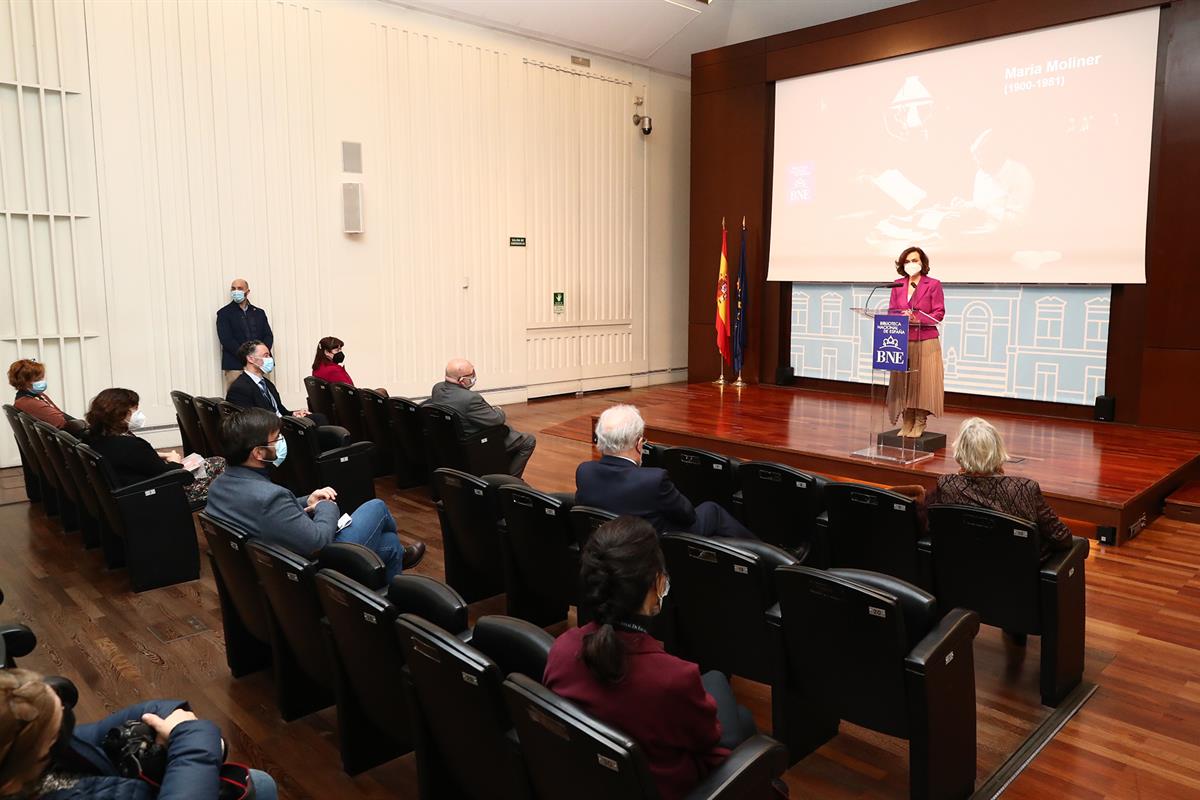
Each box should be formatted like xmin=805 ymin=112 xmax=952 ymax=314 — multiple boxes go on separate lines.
xmin=217 ymin=278 xmax=274 ymax=389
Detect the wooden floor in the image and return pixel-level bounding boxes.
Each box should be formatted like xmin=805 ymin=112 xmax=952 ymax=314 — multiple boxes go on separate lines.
xmin=2 ymin=385 xmax=1199 ymax=798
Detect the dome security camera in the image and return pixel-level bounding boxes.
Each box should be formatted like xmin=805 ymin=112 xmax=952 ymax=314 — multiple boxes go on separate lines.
xmin=633 ymin=113 xmax=653 ymax=136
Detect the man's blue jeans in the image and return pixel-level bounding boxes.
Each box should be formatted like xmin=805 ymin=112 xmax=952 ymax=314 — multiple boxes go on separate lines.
xmin=335 ymin=498 xmax=403 ymax=581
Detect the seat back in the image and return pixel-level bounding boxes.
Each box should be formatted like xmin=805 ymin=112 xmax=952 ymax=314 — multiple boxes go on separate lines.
xmin=661 ymin=533 xmax=796 ymax=684
xmin=568 ymin=506 xmax=617 ymax=550
xmin=398 ymin=615 xmax=553 ymax=800
xmin=421 ymin=403 xmax=470 ymax=472
xmin=192 ymin=397 xmax=227 ymax=457
xmin=32 ymin=421 xmax=79 ymax=505
xmin=432 ymin=468 xmax=506 ymax=601
xmin=824 ymin=482 xmax=924 ymax=585
xmin=18 ymin=413 xmax=60 ymax=492
xmin=775 ymin=565 xmax=937 ymax=737
xmin=358 ymin=388 xmax=395 ymax=475
xmin=303 ymin=376 xmax=337 ymax=424
xmin=329 ymin=383 xmax=366 ymax=441
xmin=170 ymin=390 xmax=207 ymax=456
xmin=927 ymin=504 xmax=1042 ymax=633
xmin=54 ymin=429 xmax=102 ymax=522
xmin=74 ymin=443 xmax=125 ymax=536
xmin=503 ymin=673 xmax=659 ymax=800
xmin=386 ymin=396 xmax=428 ymax=485
xmin=247 ymin=541 xmax=330 ymax=688
xmin=660 ymin=446 xmax=739 ymax=511
xmin=739 ymin=461 xmax=824 ymax=554
xmin=272 ymin=415 xmax=322 ymax=496
xmin=197 ymin=513 xmax=271 ymax=644
xmin=498 ymin=485 xmax=576 ymax=625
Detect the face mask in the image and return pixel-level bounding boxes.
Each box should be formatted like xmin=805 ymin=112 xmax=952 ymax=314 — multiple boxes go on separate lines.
xmin=231 ymin=289 xmax=246 ymax=303
xmin=258 ymin=356 xmax=275 ymax=374
xmin=30 ymin=379 xmax=48 ymax=394
xmin=332 ymin=352 xmax=345 ymax=365
xmin=269 ymin=436 xmax=288 ymax=467
xmin=461 ymin=375 xmax=477 ymax=389
xmin=129 ymin=410 xmax=146 ymax=431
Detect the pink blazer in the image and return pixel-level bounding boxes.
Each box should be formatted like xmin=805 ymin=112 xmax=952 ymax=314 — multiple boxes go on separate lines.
xmin=889 ymin=276 xmax=945 ymax=341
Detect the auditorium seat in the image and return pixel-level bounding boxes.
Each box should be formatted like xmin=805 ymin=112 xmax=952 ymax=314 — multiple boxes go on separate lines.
xmin=823 ymin=482 xmax=927 ymax=587
xmin=304 ymin=376 xmax=337 ymax=425
xmin=192 ymin=396 xmax=229 ymax=456
xmin=358 ymin=387 xmax=397 ymax=477
xmin=927 ymin=504 xmax=1088 ymax=706
xmin=771 ymin=566 xmax=979 ymax=800
xmin=30 ymin=420 xmax=82 ymax=533
xmin=329 ymin=382 xmax=367 ymax=442
xmin=420 ymin=402 xmax=510 ymax=478
xmin=17 ymin=412 xmax=63 ymax=519
xmin=504 ymin=673 xmax=788 ymax=800
xmin=432 ymin=468 xmax=521 ymax=603
xmin=3 ymin=404 xmax=44 ymax=503
xmin=660 ymin=446 xmax=741 ymax=515
xmin=661 ymin=533 xmax=797 ymax=685
xmin=170 ymin=390 xmax=208 ymax=457
xmin=738 ymin=461 xmax=827 ymax=562
xmin=568 ymin=505 xmax=617 ymax=549
xmin=198 ymin=513 xmax=272 ymax=678
xmin=247 ymin=539 xmax=386 ymax=721
xmin=386 ymin=396 xmax=428 ymax=488
xmin=270 ymin=415 xmax=376 ymax=513
xmin=398 ymin=614 xmax=555 ymax=800
xmin=54 ymin=429 xmax=105 ymax=550
xmin=640 ymin=440 xmax=666 ymax=469
xmin=77 ymin=443 xmax=200 ymax=592
xmin=1 ymin=586 xmax=36 ymax=668
xmin=497 ymin=484 xmax=577 ymax=626
xmin=316 ymin=570 xmax=470 ymax=774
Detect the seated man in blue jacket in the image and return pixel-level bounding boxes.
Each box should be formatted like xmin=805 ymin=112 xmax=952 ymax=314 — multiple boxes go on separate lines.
xmin=205 ymin=408 xmax=425 ymax=580
xmin=575 ymin=404 xmax=756 ymax=539
xmin=0 ymin=668 xmax=276 ymax=800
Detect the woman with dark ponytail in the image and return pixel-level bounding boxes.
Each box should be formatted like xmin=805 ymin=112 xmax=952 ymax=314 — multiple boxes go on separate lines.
xmin=544 ymin=517 xmax=762 ymax=800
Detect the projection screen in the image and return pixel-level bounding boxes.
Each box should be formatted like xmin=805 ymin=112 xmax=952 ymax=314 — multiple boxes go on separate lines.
xmin=767 ymin=8 xmax=1160 ymax=284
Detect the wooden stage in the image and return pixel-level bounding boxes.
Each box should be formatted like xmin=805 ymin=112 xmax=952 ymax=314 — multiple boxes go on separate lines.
xmin=570 ymin=383 xmax=1200 ymax=544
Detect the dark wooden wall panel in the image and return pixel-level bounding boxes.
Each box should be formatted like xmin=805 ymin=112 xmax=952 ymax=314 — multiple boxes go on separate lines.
xmin=689 ymin=0 xmax=1200 ymax=430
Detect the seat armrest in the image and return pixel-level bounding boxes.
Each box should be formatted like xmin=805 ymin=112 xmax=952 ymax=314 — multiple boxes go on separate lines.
xmin=315 ymin=424 xmax=350 ymax=449
xmin=684 ymin=734 xmax=788 ymax=800
xmin=472 ymin=615 xmax=556 ymax=680
xmin=728 ymin=540 xmax=799 ymax=569
xmin=318 ymin=542 xmax=386 ymax=590
xmin=465 ymin=424 xmax=509 ymax=445
xmin=112 ymin=468 xmax=193 ymax=498
xmin=905 ymin=608 xmax=980 ymax=676
xmin=764 ymin=601 xmax=782 ymax=629
xmin=1040 ymin=536 xmax=1089 ymax=582
xmin=315 ymin=441 xmax=375 ymax=462
xmin=0 ymin=623 xmax=37 ymax=659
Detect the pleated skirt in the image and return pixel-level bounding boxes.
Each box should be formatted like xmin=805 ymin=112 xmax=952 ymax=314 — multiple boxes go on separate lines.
xmin=886 ymin=337 xmax=945 ymax=420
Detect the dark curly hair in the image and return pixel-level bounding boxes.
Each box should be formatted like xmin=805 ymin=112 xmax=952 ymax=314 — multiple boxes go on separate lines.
xmin=86 ymin=388 xmax=140 ymax=437
xmin=895 ymin=246 xmax=930 ymax=277
xmin=578 ymin=516 xmax=665 ymax=684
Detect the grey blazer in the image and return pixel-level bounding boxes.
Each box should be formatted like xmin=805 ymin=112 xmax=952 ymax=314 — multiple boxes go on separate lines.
xmin=428 ymin=381 xmax=510 ymax=439
xmin=205 ymin=465 xmax=340 ymax=556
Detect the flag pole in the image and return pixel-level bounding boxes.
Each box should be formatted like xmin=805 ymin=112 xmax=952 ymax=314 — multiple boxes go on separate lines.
xmin=731 ymin=215 xmax=747 ymax=387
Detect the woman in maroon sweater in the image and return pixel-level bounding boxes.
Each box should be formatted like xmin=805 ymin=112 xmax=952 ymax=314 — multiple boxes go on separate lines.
xmin=311 ymin=336 xmax=355 ymax=386
xmin=543 ymin=518 xmax=760 ymax=800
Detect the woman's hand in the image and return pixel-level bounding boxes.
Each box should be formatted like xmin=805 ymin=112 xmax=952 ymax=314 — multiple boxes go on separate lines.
xmin=142 ymin=709 xmax=198 ymax=746
xmin=162 ymin=450 xmax=183 ymax=464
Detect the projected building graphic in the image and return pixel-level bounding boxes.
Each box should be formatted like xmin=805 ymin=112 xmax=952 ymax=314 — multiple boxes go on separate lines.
xmin=789 ymin=285 xmax=1109 ymax=405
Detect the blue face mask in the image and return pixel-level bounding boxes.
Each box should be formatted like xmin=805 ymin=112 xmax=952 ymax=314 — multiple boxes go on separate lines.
xmin=231 ymin=289 xmax=246 ymax=303
xmin=30 ymin=380 xmax=48 ymax=394
xmin=268 ymin=436 xmax=287 ymax=467
xmin=259 ymin=356 xmax=275 ymax=374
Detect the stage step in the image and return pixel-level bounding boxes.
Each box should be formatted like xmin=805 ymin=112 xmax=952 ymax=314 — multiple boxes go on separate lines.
xmin=1164 ymin=481 xmax=1200 ymax=523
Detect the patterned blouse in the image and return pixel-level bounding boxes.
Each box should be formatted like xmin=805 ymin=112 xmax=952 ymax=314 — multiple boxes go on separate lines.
xmin=927 ymin=473 xmax=1073 ymax=557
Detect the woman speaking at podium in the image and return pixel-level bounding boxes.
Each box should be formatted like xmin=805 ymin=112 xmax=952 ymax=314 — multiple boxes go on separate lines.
xmin=888 ymin=246 xmax=945 ymax=438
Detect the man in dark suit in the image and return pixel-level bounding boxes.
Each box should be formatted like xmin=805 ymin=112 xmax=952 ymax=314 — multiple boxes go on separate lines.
xmin=217 ymin=278 xmax=273 ymax=389
xmin=427 ymin=358 xmax=535 ymax=477
xmin=226 ymin=340 xmax=327 ymax=426
xmin=576 ymin=405 xmax=756 ymax=539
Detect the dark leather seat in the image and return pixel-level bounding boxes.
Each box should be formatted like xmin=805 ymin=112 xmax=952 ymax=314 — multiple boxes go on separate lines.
xmin=567 ymin=505 xmax=617 ymax=550
xmin=270 ymin=415 xmax=376 ymax=512
xmin=738 ymin=461 xmax=827 ymax=562
xmin=660 ymin=446 xmax=741 ymax=515
xmin=640 ymin=441 xmax=666 ymax=469
xmin=358 ymin=387 xmax=396 ymax=477
xmin=661 ymin=533 xmax=797 ymax=685
xmin=386 ymin=396 xmax=428 ymax=488
xmin=247 ymin=539 xmax=386 ymax=720
xmin=329 ymin=382 xmax=367 ymax=442
xmin=503 ymin=673 xmax=788 ymax=800
xmin=823 ymin=482 xmax=927 ymax=587
xmin=498 ymin=484 xmax=577 ymax=626
xmin=198 ymin=512 xmax=272 ymax=677
xmin=170 ymin=390 xmax=208 ymax=456
xmin=316 ymin=570 xmax=470 ymax=774
xmin=54 ymin=428 xmax=105 ymax=550
xmin=420 ymin=402 xmax=510 ymax=477
xmin=771 ymin=566 xmax=980 ymax=800
xmin=398 ymin=614 xmax=555 ymax=800
xmin=304 ymin=376 xmax=337 ymax=425
xmin=192 ymin=396 xmax=230 ymax=456
xmin=30 ymin=419 xmax=82 ymax=533
xmin=432 ymin=468 xmax=522 ymax=602
xmin=4 ymin=404 xmax=45 ymax=504
xmin=76 ymin=443 xmax=199 ymax=591
xmin=17 ymin=412 xmax=65 ymax=520
xmin=1 ymin=587 xmax=37 ymax=668
xmin=927 ymin=504 xmax=1089 ymax=706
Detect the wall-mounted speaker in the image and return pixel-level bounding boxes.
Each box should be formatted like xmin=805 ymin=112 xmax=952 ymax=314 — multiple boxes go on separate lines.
xmin=342 ymin=141 xmax=363 ymax=173
xmin=343 ymin=183 xmax=363 ymax=234
xmin=1094 ymin=394 xmax=1115 ymax=422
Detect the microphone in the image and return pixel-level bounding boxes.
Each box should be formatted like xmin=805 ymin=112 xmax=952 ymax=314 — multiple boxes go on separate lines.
xmin=872 ymin=280 xmax=905 ymax=288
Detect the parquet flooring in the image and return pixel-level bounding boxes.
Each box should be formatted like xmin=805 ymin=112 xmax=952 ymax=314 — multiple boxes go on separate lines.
xmin=1 ymin=385 xmax=1198 ymax=798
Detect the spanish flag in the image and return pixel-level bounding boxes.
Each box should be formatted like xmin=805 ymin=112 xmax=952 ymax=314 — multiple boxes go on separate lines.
xmin=715 ymin=221 xmax=731 ymax=365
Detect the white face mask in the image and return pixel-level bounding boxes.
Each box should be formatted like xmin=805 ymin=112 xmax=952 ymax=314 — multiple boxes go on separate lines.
xmin=129 ymin=410 xmax=147 ymax=431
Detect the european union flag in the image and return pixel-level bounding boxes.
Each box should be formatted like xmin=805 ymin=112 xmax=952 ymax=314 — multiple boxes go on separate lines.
xmin=732 ymin=222 xmax=749 ymax=375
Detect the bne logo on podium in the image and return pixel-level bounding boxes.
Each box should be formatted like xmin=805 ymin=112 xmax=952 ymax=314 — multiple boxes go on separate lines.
xmin=872 ymin=315 xmax=910 ymax=372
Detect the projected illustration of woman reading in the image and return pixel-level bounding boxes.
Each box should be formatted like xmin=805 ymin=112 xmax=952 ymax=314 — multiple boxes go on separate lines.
xmin=888 ymin=246 xmax=945 ymax=437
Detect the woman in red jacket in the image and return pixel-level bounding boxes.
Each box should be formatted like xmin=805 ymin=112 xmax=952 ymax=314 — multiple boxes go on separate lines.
xmin=311 ymin=336 xmax=355 ymax=386
xmin=543 ymin=517 xmax=760 ymax=800
xmin=887 ymin=246 xmax=946 ymax=438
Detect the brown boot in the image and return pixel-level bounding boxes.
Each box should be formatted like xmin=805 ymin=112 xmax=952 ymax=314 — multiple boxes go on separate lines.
xmin=911 ymin=409 xmax=929 ymax=438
